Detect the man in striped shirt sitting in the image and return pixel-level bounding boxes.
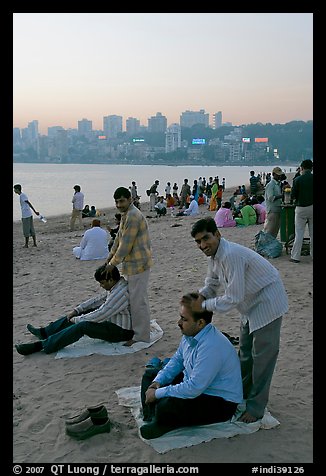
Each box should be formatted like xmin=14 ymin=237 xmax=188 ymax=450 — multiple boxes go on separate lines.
xmin=15 ymin=265 xmax=133 ymax=355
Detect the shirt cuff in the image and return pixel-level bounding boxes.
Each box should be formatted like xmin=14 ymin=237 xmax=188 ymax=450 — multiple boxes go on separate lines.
xmin=201 ymin=300 xmax=206 ymax=310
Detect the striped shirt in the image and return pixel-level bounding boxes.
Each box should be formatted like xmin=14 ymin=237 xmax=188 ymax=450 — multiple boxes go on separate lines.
xmin=199 ymin=238 xmax=289 ymax=333
xmin=108 ymin=203 xmax=153 ymax=276
xmin=71 ymin=277 xmax=131 ymax=329
xmin=154 ymin=323 xmax=243 ymax=403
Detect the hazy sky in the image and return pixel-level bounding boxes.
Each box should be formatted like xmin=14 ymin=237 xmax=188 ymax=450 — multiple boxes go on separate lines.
xmin=13 ymin=12 xmax=313 ymax=135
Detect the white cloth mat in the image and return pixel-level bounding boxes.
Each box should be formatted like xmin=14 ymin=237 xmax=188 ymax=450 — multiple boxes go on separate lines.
xmin=54 ymin=320 xmax=163 ymax=359
xmin=116 ymin=386 xmax=280 ymax=454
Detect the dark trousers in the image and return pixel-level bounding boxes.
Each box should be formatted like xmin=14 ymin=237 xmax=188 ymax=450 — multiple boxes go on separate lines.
xmin=141 ymin=368 xmax=238 ymax=428
xmin=41 ymin=316 xmax=134 ymax=354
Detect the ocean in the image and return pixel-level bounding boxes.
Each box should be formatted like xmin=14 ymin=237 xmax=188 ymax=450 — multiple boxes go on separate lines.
xmin=13 ymin=163 xmax=295 ymax=222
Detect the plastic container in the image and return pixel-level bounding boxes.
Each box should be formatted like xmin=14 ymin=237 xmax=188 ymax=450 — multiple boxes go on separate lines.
xmin=39 ymin=214 xmax=47 ymax=223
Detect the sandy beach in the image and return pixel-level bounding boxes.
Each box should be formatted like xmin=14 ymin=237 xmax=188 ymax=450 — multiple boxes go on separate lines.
xmin=13 ymin=185 xmax=313 ymax=465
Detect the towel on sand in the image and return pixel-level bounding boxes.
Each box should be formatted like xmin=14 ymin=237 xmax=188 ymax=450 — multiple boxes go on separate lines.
xmin=116 ymin=386 xmax=280 ymax=454
xmin=55 ymin=320 xmax=163 ymax=359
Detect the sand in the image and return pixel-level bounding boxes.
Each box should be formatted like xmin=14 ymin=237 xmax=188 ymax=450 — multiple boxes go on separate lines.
xmin=13 ymin=186 xmax=313 ymax=464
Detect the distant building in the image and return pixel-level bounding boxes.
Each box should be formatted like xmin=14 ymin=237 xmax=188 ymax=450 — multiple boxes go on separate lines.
xmin=147 ymin=112 xmax=167 ymax=133
xmin=213 ymin=111 xmax=222 ymax=129
xmin=78 ymin=118 xmax=93 ymax=138
xmin=180 ymin=109 xmax=209 ymax=128
xmin=126 ymin=117 xmax=141 ymax=136
xmin=103 ymin=115 xmax=123 ymax=139
xmin=165 ymin=123 xmax=181 ymax=153
xmin=48 ymin=126 xmax=64 ymax=138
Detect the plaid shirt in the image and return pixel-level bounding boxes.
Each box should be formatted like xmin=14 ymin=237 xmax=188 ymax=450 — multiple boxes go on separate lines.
xmin=108 ymin=203 xmax=153 ymax=275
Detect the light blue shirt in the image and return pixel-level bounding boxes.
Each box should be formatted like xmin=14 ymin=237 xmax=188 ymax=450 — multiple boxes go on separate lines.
xmin=200 ymin=238 xmax=289 ymax=332
xmin=154 ymin=323 xmax=243 ymax=403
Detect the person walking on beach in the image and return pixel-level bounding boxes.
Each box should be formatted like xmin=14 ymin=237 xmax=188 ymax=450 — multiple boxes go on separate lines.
xmin=148 ymin=180 xmax=159 ymax=212
xmin=179 ymin=178 xmax=191 ymax=209
xmin=105 ymin=186 xmax=153 ymax=345
xmin=14 ymin=184 xmax=40 ymax=248
xmin=190 ymin=217 xmax=288 ymax=423
xmin=15 ymin=265 xmax=134 ymax=355
xmin=140 ymin=292 xmax=242 ymax=439
xmin=70 ymin=185 xmax=84 ymax=231
xmin=290 ymin=159 xmax=313 ymax=263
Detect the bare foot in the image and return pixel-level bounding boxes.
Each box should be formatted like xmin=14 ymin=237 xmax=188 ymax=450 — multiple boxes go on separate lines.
xmin=123 ymin=339 xmax=136 ymax=347
xmin=238 ymin=411 xmax=258 ymax=423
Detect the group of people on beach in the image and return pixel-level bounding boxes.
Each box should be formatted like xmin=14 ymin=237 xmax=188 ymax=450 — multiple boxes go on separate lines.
xmin=14 ymin=159 xmax=312 ymax=440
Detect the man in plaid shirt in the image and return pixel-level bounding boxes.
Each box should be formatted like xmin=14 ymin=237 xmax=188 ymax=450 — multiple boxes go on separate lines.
xmin=106 ymin=187 xmax=153 ymax=345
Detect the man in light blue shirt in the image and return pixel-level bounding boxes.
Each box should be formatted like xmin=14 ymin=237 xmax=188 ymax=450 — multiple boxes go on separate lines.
xmin=190 ymin=217 xmax=289 ymax=424
xmin=140 ymin=292 xmax=242 ymax=440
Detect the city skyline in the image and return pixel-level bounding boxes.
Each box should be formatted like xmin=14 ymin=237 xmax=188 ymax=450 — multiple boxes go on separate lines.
xmin=13 ymin=13 xmax=313 ymax=135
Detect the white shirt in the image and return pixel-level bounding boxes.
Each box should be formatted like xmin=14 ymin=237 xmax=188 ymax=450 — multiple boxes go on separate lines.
xmin=72 ymin=191 xmax=84 ymax=210
xmin=199 ymin=238 xmax=288 ymax=333
xmin=19 ymin=192 xmax=32 ymax=219
xmin=184 ymin=199 xmax=199 ymax=216
xmin=74 ymin=226 xmax=109 ymax=261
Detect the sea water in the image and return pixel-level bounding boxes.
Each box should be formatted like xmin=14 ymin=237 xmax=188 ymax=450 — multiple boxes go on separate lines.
xmin=13 ymin=163 xmax=294 ymax=222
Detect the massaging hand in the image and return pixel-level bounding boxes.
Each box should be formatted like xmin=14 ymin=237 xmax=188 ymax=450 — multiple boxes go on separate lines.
xmin=192 ymin=294 xmax=206 ymax=313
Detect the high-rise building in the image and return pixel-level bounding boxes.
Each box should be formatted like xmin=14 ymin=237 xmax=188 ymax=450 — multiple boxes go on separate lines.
xmin=165 ymin=123 xmax=181 ymax=153
xmin=213 ymin=111 xmax=222 ymax=129
xmin=103 ymin=115 xmax=123 ymax=139
xmin=148 ymin=112 xmax=167 ymax=133
xmin=48 ymin=126 xmax=64 ymax=138
xmin=180 ymin=109 xmax=209 ymax=128
xmin=126 ymin=117 xmax=141 ymax=136
xmin=78 ymin=118 xmax=93 ymax=138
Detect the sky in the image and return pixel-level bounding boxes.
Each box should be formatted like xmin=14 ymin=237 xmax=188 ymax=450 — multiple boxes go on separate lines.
xmin=13 ymin=12 xmax=313 ymax=135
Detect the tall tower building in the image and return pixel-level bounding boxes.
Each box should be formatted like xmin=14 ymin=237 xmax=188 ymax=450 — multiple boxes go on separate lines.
xmin=165 ymin=123 xmax=181 ymax=153
xmin=148 ymin=112 xmax=167 ymax=133
xmin=103 ymin=115 xmax=123 ymax=139
xmin=213 ymin=111 xmax=222 ymax=129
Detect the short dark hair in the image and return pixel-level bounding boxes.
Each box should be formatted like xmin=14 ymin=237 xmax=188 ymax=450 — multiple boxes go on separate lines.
xmin=74 ymin=185 xmax=81 ymax=192
xmin=180 ymin=292 xmax=213 ymax=323
xmin=14 ymin=184 xmax=22 ymax=191
xmin=300 ymin=159 xmax=313 ymax=170
xmin=113 ymin=187 xmax=131 ymax=200
xmin=94 ymin=264 xmax=120 ymax=282
xmin=191 ymin=217 xmax=218 ymax=237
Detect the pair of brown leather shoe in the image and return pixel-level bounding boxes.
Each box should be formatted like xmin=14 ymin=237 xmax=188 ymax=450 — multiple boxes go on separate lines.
xmin=65 ymin=403 xmax=111 ymax=440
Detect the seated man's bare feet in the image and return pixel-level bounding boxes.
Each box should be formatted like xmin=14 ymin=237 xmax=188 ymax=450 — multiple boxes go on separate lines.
xmin=238 ymin=411 xmax=258 ymax=423
xmin=123 ymin=339 xmax=136 ymax=347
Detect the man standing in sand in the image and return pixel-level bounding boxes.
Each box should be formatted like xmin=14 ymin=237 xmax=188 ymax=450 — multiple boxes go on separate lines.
xmin=70 ymin=185 xmax=84 ymax=231
xmin=263 ymin=167 xmax=286 ymax=238
xmin=190 ymin=217 xmax=288 ymax=423
xmin=14 ymin=184 xmax=40 ymax=248
xmin=105 ymin=186 xmax=153 ymax=346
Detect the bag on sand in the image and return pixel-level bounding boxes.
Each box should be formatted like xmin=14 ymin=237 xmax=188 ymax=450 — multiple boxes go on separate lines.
xmin=255 ymin=230 xmax=283 ymax=259
xmin=146 ymin=189 xmax=151 ymax=196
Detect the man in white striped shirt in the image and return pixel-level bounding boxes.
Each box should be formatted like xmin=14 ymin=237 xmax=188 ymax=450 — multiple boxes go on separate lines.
xmin=15 ymin=265 xmax=134 ymax=355
xmin=190 ymin=217 xmax=289 ymax=423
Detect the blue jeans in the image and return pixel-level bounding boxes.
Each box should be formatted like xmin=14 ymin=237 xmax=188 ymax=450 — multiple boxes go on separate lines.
xmin=41 ymin=316 xmax=134 ymax=354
